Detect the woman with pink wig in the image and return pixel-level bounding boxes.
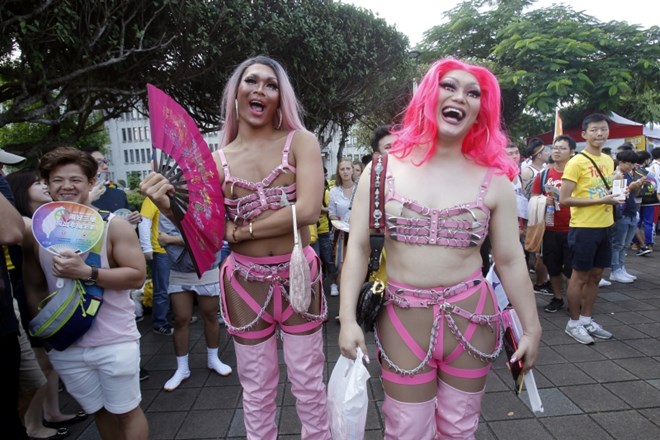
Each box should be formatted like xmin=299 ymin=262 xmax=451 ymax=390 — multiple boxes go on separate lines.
xmin=339 ymin=58 xmax=541 ymax=439
xmin=142 ymin=56 xmax=329 ymax=439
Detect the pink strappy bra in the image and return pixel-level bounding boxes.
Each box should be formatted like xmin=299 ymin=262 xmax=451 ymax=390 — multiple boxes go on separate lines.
xmin=384 ymin=168 xmax=495 ymax=248
xmin=218 ymin=131 xmax=297 ymax=223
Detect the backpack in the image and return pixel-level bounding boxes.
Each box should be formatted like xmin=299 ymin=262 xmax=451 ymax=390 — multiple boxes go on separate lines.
xmin=637 ymin=168 xmax=658 ymax=205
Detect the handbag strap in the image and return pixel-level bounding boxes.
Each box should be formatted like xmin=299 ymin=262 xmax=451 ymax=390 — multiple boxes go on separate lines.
xmin=369 ymin=153 xmax=388 ymax=231
xmin=367 ymin=153 xmax=388 ymax=273
xmin=578 ymin=152 xmax=610 ymax=190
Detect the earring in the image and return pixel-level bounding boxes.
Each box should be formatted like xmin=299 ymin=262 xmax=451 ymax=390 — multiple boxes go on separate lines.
xmin=418 ymin=109 xmax=425 ymax=131
xmin=275 ymin=108 xmax=283 ymax=130
xmin=234 ymin=99 xmax=238 ymax=120
xmin=485 ymin=126 xmax=490 ymax=145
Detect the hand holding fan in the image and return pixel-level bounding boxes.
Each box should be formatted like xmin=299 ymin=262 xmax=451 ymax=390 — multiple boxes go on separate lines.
xmin=147 ymin=84 xmax=225 ymax=277
xmin=32 ymin=202 xmax=104 ymax=288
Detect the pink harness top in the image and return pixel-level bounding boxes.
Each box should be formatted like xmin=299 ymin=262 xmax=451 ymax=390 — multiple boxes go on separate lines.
xmin=384 ymin=168 xmax=495 ymax=248
xmin=218 ymin=131 xmax=297 ymax=224
xmin=219 ymin=246 xmax=327 ymax=339
xmin=375 ymin=271 xmax=502 ymax=385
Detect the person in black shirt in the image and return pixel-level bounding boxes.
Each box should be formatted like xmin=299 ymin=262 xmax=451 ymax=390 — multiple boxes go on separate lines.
xmin=0 ymin=175 xmax=29 ymax=439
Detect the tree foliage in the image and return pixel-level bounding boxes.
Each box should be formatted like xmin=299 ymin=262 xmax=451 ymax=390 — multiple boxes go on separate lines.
xmin=1 ymin=0 xmax=413 ymax=159
xmin=420 ymin=0 xmax=660 ymax=142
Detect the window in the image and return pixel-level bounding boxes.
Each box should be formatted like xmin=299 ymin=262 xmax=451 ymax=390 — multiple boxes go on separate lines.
xmin=145 ymin=126 xmax=150 ymax=141
xmin=127 ymin=129 xmax=133 ymax=142
xmin=124 ymin=151 xmax=129 ymax=164
xmin=121 ymin=128 xmax=127 ymax=143
xmin=140 ymin=149 xmax=146 ymax=163
xmin=130 ymin=150 xmax=135 ymax=163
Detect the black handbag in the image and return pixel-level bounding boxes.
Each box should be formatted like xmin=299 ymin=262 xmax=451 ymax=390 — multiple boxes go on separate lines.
xmin=356 ymin=153 xmax=388 ymax=332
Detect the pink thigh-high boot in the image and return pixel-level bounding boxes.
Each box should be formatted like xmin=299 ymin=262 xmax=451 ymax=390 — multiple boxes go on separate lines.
xmin=234 ymin=334 xmax=279 ymax=440
xmin=436 ymin=380 xmax=484 ymax=439
xmin=281 ymin=329 xmax=331 ymax=440
xmin=382 ymin=394 xmax=436 ymax=440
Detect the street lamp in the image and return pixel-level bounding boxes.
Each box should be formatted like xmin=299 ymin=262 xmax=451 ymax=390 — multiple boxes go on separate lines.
xmin=407 ymin=50 xmax=422 ymax=93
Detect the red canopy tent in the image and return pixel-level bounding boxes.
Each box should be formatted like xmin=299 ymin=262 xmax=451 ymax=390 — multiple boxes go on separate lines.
xmin=534 ymin=112 xmax=644 ymax=145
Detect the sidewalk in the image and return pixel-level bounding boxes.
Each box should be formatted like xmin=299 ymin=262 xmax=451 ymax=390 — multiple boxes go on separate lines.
xmin=61 ymin=253 xmax=660 ymax=439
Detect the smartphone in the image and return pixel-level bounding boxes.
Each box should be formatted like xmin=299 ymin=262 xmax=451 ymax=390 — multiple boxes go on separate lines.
xmin=503 ymin=327 xmax=524 ymax=391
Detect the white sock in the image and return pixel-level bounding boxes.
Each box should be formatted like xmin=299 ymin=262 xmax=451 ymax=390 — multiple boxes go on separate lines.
xmin=164 ymin=354 xmax=191 ymax=391
xmin=207 ymin=347 xmax=232 ymax=376
xmin=579 ymin=315 xmax=592 ymax=325
xmin=568 ymin=319 xmax=581 ymax=328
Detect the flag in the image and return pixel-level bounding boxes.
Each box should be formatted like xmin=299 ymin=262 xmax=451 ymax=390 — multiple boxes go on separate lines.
xmin=553 ymin=108 xmax=563 ymax=139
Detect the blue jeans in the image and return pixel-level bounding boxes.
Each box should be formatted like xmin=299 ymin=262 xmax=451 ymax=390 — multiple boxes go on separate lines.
xmin=317 ymin=232 xmax=336 ymax=280
xmin=638 ymin=206 xmax=656 ymax=246
xmin=612 ymin=215 xmax=637 ymax=271
xmin=151 ymin=252 xmax=171 ymax=329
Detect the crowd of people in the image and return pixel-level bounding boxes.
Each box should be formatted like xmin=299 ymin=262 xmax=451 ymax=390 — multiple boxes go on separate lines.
xmin=0 ymin=53 xmax=656 ymax=439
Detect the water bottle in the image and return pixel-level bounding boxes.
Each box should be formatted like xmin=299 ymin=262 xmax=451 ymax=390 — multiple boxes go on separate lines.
xmin=545 ymin=204 xmax=555 ymax=227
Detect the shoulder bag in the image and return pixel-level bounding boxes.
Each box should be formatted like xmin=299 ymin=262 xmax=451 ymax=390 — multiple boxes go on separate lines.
xmin=578 ymin=152 xmax=620 ymax=222
xmin=356 ymin=153 xmax=388 ymax=332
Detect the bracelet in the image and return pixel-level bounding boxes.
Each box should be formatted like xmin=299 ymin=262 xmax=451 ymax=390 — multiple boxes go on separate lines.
xmin=249 ymin=221 xmax=255 ymax=240
xmin=232 ymin=225 xmax=238 ymax=243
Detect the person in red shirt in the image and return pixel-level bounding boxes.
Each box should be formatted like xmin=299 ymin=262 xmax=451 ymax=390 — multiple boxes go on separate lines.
xmin=531 ymin=135 xmax=576 ymax=312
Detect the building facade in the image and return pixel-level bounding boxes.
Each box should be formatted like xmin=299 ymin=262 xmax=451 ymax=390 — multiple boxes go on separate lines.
xmin=103 ymin=108 xmax=364 ymax=185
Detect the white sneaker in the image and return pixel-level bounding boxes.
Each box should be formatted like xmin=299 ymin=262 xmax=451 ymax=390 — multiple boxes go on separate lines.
xmin=610 ymin=269 xmax=634 ymax=284
xmin=330 ymin=284 xmax=339 ymax=296
xmin=584 ymin=320 xmax=613 ymax=339
xmin=621 ymin=267 xmax=637 ymax=280
xmin=565 ymin=323 xmax=595 ymax=345
xmin=598 ymin=278 xmax=612 ymax=287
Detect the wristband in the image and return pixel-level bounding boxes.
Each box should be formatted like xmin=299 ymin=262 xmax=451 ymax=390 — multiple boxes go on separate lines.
xmin=232 ymin=225 xmax=238 ymax=243
xmin=249 ymin=222 xmax=255 ymax=240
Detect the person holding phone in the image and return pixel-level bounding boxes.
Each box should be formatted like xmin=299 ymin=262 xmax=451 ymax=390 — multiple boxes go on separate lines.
xmin=338 ymin=58 xmax=541 ymax=439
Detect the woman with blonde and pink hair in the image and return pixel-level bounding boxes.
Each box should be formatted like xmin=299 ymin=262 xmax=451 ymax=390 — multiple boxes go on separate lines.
xmin=339 ymin=58 xmax=541 ymax=439
xmin=142 ymin=55 xmax=329 ymax=439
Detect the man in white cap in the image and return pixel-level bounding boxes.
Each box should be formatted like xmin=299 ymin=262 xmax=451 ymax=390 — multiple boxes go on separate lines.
xmin=0 ymin=148 xmax=26 ymax=175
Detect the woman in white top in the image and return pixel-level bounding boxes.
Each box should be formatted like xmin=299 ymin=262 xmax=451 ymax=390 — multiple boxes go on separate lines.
xmin=328 ymin=158 xmax=357 ymax=294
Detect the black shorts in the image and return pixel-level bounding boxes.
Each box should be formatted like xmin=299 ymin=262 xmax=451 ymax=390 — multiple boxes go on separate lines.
xmin=567 ymin=227 xmax=612 ymax=271
xmin=542 ymin=230 xmax=572 ymax=278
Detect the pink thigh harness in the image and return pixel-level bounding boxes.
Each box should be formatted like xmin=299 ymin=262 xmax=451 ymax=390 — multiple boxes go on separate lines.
xmin=219 ymin=246 xmax=327 ymax=339
xmin=376 ymin=269 xmax=502 ymax=385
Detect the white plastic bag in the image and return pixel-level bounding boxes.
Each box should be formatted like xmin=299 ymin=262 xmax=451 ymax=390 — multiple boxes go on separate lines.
xmin=327 ymin=347 xmax=370 ymax=440
xmin=130 ymin=286 xmax=144 ymax=320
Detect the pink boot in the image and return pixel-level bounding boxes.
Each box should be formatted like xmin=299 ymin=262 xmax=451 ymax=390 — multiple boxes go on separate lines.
xmin=234 ymin=335 xmax=279 ymax=440
xmin=436 ymin=380 xmax=484 ymax=439
xmin=281 ymin=329 xmax=331 ymax=439
xmin=382 ymin=394 xmax=436 ymax=440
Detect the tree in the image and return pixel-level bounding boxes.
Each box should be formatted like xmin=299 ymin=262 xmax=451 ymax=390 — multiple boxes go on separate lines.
xmin=420 ymin=0 xmax=660 ymax=141
xmin=1 ymin=0 xmax=414 ymax=160
xmin=127 ymin=171 xmax=141 ymax=190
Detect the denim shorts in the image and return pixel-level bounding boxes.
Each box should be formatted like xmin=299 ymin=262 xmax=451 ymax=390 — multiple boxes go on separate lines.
xmin=542 ymin=230 xmax=572 ymax=278
xmin=168 ymin=282 xmax=220 ymax=297
xmin=567 ymin=227 xmax=612 ymax=271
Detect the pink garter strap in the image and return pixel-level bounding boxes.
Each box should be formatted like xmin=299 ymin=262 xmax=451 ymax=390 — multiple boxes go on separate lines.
xmin=219 ymin=246 xmax=327 ymax=338
xmin=376 ymin=270 xmax=502 ymax=385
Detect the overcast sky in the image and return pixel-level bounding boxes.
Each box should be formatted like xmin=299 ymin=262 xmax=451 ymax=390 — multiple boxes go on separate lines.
xmin=345 ymin=0 xmax=656 ymax=46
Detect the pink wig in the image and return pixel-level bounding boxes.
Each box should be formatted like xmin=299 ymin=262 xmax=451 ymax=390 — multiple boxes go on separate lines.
xmin=390 ymin=58 xmax=517 ymax=180
xmin=220 ymin=56 xmax=306 ymax=147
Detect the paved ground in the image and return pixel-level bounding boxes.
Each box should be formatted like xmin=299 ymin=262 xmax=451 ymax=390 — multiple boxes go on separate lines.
xmin=59 ymin=252 xmax=660 ymax=440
